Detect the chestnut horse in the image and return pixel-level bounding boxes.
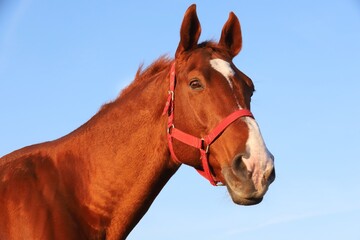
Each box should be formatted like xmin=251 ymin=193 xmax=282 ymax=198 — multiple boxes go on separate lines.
xmin=0 ymin=4 xmax=275 ymax=240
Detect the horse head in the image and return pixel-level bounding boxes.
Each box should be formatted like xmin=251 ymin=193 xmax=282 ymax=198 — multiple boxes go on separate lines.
xmin=170 ymin=4 xmax=275 ymax=205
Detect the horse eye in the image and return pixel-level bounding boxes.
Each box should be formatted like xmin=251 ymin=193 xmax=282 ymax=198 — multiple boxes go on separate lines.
xmin=189 ymin=79 xmax=204 ymax=90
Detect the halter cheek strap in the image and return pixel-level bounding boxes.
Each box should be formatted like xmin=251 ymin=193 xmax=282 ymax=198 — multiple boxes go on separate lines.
xmin=163 ymin=62 xmax=254 ymax=186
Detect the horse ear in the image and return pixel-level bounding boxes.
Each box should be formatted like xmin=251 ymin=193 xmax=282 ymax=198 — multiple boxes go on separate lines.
xmin=175 ymin=4 xmax=201 ymax=57
xmin=219 ymin=12 xmax=242 ymax=58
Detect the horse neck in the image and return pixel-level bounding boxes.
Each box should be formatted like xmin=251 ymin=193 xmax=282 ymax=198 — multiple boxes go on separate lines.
xmin=55 ymin=59 xmax=179 ymax=237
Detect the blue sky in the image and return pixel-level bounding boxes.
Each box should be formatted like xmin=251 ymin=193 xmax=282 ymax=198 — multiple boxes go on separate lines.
xmin=1 ymin=1 xmax=360 ymax=239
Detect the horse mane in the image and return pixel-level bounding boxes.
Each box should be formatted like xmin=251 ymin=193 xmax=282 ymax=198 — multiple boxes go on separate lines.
xmin=97 ymin=56 xmax=172 ymax=114
xmin=119 ymin=55 xmax=173 ymax=99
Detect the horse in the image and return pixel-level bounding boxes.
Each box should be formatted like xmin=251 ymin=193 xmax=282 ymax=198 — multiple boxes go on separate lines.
xmin=0 ymin=4 xmax=275 ymax=240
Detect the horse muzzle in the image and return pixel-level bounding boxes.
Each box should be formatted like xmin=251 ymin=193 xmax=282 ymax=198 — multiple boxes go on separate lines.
xmin=222 ymin=154 xmax=275 ymax=205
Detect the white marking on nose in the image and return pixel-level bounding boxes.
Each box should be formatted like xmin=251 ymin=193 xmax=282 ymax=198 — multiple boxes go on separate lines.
xmin=210 ymin=58 xmax=242 ymax=109
xmin=242 ymin=117 xmax=274 ymax=189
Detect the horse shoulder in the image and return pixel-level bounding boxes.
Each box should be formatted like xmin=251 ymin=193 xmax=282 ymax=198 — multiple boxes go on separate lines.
xmin=0 ymin=154 xmax=88 ymax=240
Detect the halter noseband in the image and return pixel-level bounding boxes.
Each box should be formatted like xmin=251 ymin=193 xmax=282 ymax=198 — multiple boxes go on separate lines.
xmin=162 ymin=63 xmax=254 ymax=186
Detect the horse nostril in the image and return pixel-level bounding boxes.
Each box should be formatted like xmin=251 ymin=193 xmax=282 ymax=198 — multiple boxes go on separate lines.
xmin=232 ymin=154 xmax=252 ymax=181
xmin=266 ymin=168 xmax=276 ymax=184
xmin=247 ymin=170 xmax=253 ymax=179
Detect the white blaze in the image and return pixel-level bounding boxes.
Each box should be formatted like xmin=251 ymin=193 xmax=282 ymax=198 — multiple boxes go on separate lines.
xmin=210 ymin=59 xmax=273 ymax=190
xmin=210 ymin=58 xmax=241 ymax=109
xmin=242 ymin=117 xmax=274 ymax=189
xmin=210 ymin=58 xmax=235 ymax=89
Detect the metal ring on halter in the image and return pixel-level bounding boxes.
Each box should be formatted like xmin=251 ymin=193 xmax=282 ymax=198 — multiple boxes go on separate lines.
xmin=200 ymin=138 xmax=210 ymax=153
xmin=167 ymin=124 xmax=175 ymax=134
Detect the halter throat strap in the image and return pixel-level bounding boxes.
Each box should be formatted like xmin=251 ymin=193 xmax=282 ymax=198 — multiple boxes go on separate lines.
xmin=163 ymin=62 xmax=254 ymax=186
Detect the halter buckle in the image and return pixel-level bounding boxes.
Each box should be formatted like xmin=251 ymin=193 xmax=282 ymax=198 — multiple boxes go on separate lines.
xmin=167 ymin=124 xmax=175 ymax=134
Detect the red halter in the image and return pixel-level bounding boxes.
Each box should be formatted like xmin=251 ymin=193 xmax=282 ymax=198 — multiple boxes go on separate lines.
xmin=163 ymin=63 xmax=254 ymax=186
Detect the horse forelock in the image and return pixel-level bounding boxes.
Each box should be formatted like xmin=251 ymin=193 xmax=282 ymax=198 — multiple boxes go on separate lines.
xmin=197 ymin=41 xmax=229 ymax=56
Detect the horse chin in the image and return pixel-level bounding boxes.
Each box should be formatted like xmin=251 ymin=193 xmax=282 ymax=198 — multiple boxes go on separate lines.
xmin=228 ymin=191 xmax=263 ymax=206
xmin=221 ymin=167 xmax=264 ymax=206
